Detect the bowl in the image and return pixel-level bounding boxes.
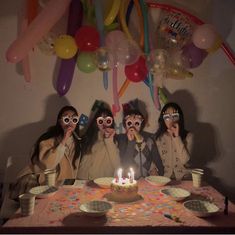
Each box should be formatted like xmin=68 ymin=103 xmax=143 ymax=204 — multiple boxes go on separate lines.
xmin=183 ymin=200 xmax=219 ymax=217
xmin=145 ymin=176 xmax=171 ymax=186
xmin=79 ymin=200 xmax=112 ymax=217
xmin=94 ymin=177 xmax=114 ymax=188
xmin=29 ymin=185 xmax=58 ymax=198
xmin=161 ymin=187 xmax=191 ymax=201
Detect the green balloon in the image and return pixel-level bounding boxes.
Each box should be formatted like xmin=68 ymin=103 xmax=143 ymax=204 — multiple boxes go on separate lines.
xmin=76 ymin=52 xmax=97 ymax=73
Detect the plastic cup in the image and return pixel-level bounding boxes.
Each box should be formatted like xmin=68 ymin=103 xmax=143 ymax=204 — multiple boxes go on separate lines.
xmin=192 ymin=169 xmax=204 ymax=187
xmin=19 ymin=193 xmax=35 ymax=216
xmin=44 ymin=169 xmax=56 ymax=186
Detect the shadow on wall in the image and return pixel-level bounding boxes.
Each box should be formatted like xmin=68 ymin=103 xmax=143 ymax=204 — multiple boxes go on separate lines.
xmin=163 ymin=88 xmax=219 ymax=167
xmin=163 ymin=88 xmax=235 ymax=202
xmin=0 ymin=94 xmax=70 ymax=179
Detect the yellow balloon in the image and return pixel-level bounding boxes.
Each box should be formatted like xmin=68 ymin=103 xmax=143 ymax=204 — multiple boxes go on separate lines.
xmin=206 ymin=35 xmax=222 ymax=53
xmin=54 ymin=35 xmax=78 ymax=59
xmin=167 ymin=65 xmax=193 ymax=80
xmin=104 ymin=0 xmax=121 ymax=26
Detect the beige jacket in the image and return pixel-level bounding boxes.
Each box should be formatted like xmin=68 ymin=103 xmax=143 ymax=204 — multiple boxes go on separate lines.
xmin=17 ymin=136 xmax=80 ymax=183
xmin=77 ymin=132 xmax=120 ymax=180
xmin=156 ymin=132 xmax=193 ymax=180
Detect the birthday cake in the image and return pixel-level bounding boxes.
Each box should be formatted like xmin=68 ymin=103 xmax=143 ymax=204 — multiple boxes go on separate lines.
xmin=110 ymin=178 xmax=138 ymax=202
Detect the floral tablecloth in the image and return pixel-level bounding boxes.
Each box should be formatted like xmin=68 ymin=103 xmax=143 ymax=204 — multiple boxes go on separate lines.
xmin=2 ymin=179 xmax=235 ymax=233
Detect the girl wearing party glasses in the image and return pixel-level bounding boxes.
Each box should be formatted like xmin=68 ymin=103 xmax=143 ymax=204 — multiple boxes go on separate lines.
xmin=10 ymin=106 xmax=82 ymax=200
xmin=155 ymin=102 xmax=193 ymax=180
xmin=116 ymin=109 xmax=164 ymax=179
xmin=77 ymin=105 xmax=120 ymax=180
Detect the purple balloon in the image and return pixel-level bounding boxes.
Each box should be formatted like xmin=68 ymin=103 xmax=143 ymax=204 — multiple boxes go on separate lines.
xmin=182 ymin=43 xmax=208 ymax=68
xmin=56 ymin=0 xmax=83 ymax=96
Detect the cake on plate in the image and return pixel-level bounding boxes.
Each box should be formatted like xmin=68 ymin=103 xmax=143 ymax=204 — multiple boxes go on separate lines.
xmin=110 ymin=178 xmax=139 ymax=202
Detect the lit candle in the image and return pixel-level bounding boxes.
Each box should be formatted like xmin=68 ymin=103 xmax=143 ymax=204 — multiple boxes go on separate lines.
xmin=128 ymin=172 xmax=131 ymax=183
xmin=117 ymin=168 xmax=123 ymax=183
xmin=130 ymin=167 xmax=134 ymax=183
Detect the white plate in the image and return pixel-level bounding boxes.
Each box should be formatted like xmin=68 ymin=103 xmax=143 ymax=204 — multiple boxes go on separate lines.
xmin=79 ymin=200 xmax=112 ymax=217
xmin=161 ymin=187 xmax=190 ymax=201
xmin=145 ymin=176 xmax=171 ymax=186
xmin=94 ymin=177 xmax=114 ymax=188
xmin=183 ymin=200 xmax=219 ymax=217
xmin=29 ymin=185 xmax=58 ymax=198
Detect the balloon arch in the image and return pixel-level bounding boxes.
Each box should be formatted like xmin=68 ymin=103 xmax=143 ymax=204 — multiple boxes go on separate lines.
xmin=6 ymin=0 xmax=235 ymax=114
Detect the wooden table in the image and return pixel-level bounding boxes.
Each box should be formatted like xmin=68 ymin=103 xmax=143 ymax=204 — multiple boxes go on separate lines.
xmin=1 ymin=179 xmax=235 ymax=233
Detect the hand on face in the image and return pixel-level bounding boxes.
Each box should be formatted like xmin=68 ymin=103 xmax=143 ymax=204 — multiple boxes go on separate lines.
xmin=167 ymin=122 xmax=179 ymax=137
xmin=103 ymin=127 xmax=116 ymax=138
xmin=127 ymin=127 xmax=136 ymax=141
xmin=60 ymin=111 xmax=79 ymax=144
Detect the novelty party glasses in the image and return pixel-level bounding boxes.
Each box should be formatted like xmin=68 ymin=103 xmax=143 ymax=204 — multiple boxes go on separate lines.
xmin=62 ymin=116 xmax=79 ymax=125
xmin=125 ymin=119 xmax=143 ymax=128
xmin=96 ymin=116 xmax=113 ymax=126
xmin=163 ymin=112 xmax=180 ymax=122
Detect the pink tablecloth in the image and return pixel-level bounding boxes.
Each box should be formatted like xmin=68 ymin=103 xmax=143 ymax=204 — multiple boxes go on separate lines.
xmin=2 ymin=179 xmax=235 ymax=233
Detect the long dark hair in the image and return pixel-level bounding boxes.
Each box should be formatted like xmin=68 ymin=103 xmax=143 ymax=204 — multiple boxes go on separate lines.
xmin=31 ymin=106 xmax=81 ymax=169
xmin=155 ymin=102 xmax=188 ymax=140
xmin=82 ymin=107 xmax=114 ymax=155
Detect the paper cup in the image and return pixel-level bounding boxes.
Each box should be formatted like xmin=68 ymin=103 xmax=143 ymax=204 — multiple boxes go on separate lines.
xmin=44 ymin=170 xmax=56 ymax=186
xmin=192 ymin=170 xmax=204 ymax=188
xmin=19 ymin=193 xmax=35 ymax=216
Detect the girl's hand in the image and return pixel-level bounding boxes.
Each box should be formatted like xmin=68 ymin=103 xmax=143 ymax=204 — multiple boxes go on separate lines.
xmin=127 ymin=128 xmax=135 ymax=141
xmin=104 ymin=128 xmax=116 ymax=138
xmin=61 ymin=126 xmax=73 ymax=145
xmin=168 ymin=122 xmax=179 ymax=137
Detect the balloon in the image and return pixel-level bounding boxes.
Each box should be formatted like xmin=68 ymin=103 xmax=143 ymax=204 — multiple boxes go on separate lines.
xmin=115 ymin=39 xmax=141 ymax=65
xmin=119 ymin=0 xmax=132 ymax=40
xmin=170 ymin=49 xmax=190 ymax=68
xmin=206 ymin=35 xmax=222 ymax=53
xmin=104 ymin=0 xmax=121 ymax=26
xmin=158 ymin=87 xmax=168 ymax=105
xmin=118 ymin=79 xmax=130 ymax=98
xmin=112 ymin=65 xmax=120 ymax=115
xmin=192 ymin=24 xmax=217 ymax=49
xmin=182 ymin=43 xmax=208 ymax=68
xmin=139 ymin=0 xmax=154 ymax=102
xmin=125 ymin=56 xmax=148 ymax=82
xmin=56 ymin=57 xmax=77 ymax=96
xmin=6 ymin=0 xmax=72 ymax=63
xmin=54 ymin=35 xmax=77 ymax=59
xmin=153 ymin=86 xmax=160 ymax=110
xmin=37 ymin=31 xmax=57 ymax=55
xmin=27 ymin=0 xmax=38 ymax=24
xmin=94 ymin=0 xmax=108 ymax=89
xmin=56 ymin=0 xmax=83 ymax=96
xmin=75 ymin=26 xmax=100 ymax=51
xmin=105 ymin=30 xmax=126 ymax=50
xmin=94 ymin=47 xmax=115 ymax=71
xmin=157 ymin=11 xmax=193 ymax=49
xmin=76 ymin=52 xmax=97 ymax=73
xmin=147 ymin=49 xmax=169 ymax=75
xmin=167 ymin=64 xmax=193 ymax=80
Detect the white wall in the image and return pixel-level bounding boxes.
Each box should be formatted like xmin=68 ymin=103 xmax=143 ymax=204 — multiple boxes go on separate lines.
xmin=1 ymin=0 xmax=235 ymax=201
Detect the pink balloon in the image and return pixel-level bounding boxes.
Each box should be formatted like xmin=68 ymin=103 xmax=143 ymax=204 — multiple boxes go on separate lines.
xmin=105 ymin=30 xmax=126 ymax=51
xmin=6 ymin=0 xmax=72 ymax=63
xmin=192 ymin=24 xmax=217 ymax=49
